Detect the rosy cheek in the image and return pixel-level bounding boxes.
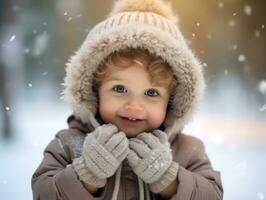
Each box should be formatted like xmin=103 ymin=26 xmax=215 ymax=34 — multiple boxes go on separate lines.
xmin=99 ymin=104 xmax=114 ymax=123
xmin=149 ymin=109 xmax=167 ymax=128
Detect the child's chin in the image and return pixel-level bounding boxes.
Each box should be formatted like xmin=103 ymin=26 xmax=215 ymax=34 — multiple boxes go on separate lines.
xmin=119 ymin=128 xmax=143 ymax=138
xmin=125 ymin=132 xmax=140 ymax=138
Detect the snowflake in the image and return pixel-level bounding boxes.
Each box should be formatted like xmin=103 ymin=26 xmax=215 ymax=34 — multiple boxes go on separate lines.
xmin=224 ymin=69 xmax=228 ymax=75
xmin=257 ymin=80 xmax=266 ymax=95
xmin=206 ymin=34 xmax=212 ymax=39
xmin=238 ymin=54 xmax=246 ymax=62
xmin=232 ymin=44 xmax=238 ymax=50
xmin=243 ymin=5 xmax=252 ymax=16
xmin=255 ymin=30 xmax=261 ymax=38
xmin=9 ymin=35 xmax=16 ymax=42
xmin=24 ymin=48 xmax=30 ymax=54
xmin=218 ymin=2 xmax=224 ymax=8
xmin=33 ymin=31 xmax=49 ymax=56
xmin=228 ymin=19 xmax=236 ymax=27
xmin=203 ymin=63 xmax=208 ymax=67
xmin=259 ymin=105 xmax=266 ymax=112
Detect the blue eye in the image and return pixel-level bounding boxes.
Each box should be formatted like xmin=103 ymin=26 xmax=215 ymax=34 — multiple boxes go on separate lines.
xmin=113 ymin=85 xmax=127 ymax=93
xmin=145 ymin=89 xmax=159 ymax=97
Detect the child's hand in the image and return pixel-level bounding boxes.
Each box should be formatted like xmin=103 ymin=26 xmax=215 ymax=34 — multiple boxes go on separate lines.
xmin=127 ymin=130 xmax=179 ymax=193
xmin=73 ymin=124 xmax=129 ymax=188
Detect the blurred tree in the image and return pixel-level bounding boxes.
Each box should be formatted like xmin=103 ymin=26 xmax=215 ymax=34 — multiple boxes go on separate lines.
xmin=0 ymin=0 xmax=15 ymax=138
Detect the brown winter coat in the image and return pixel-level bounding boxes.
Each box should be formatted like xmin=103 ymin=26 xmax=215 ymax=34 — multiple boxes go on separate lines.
xmin=32 ymin=116 xmax=223 ymax=200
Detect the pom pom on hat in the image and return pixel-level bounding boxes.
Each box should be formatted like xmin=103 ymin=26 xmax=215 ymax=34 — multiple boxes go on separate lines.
xmin=109 ymin=0 xmax=179 ymax=23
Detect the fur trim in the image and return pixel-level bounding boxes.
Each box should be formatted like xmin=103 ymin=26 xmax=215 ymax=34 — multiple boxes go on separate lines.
xmin=109 ymin=0 xmax=179 ymax=23
xmin=62 ymin=11 xmax=206 ymax=138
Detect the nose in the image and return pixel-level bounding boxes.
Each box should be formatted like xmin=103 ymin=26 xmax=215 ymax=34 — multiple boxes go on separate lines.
xmin=124 ymin=99 xmax=144 ymax=113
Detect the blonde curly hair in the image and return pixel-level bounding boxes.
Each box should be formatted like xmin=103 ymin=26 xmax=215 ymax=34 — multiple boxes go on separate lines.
xmin=94 ymin=48 xmax=176 ymax=94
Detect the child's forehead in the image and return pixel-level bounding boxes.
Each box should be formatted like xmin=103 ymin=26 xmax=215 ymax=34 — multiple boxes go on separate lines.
xmin=106 ymin=65 xmax=149 ymax=78
xmin=103 ymin=66 xmax=169 ymax=89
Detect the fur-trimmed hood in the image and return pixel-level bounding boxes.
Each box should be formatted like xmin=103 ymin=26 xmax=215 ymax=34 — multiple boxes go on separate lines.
xmin=62 ymin=0 xmax=205 ymax=140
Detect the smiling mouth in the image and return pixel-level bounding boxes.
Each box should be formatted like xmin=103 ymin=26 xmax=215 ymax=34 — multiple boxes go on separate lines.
xmin=120 ymin=116 xmax=144 ymax=122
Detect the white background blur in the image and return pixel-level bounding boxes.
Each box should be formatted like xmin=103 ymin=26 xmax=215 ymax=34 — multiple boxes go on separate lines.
xmin=0 ymin=0 xmax=265 ymax=200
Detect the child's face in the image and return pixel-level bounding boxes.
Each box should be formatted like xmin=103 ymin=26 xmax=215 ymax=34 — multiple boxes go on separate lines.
xmin=98 ymin=65 xmax=170 ymax=138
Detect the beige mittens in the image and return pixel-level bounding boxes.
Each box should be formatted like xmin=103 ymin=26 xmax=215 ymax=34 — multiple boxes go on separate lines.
xmin=73 ymin=124 xmax=129 ymax=188
xmin=127 ymin=130 xmax=179 ymax=193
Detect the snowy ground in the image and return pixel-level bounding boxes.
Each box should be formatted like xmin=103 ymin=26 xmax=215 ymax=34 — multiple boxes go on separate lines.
xmin=0 ymin=100 xmax=266 ymax=200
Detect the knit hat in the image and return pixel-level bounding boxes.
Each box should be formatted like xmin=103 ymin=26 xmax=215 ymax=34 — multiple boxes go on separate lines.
xmin=62 ymin=0 xmax=205 ymax=140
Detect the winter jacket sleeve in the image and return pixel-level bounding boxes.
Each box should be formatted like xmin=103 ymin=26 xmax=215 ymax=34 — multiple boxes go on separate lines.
xmin=167 ymin=135 xmax=223 ymax=200
xmin=31 ymin=130 xmax=106 ymax=200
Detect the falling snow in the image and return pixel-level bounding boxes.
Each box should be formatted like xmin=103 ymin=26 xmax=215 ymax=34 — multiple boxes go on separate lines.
xmin=224 ymin=69 xmax=228 ymax=75
xmin=218 ymin=2 xmax=224 ymax=8
xmin=5 ymin=106 xmax=10 ymax=111
xmin=228 ymin=19 xmax=236 ymax=27
xmin=9 ymin=35 xmax=16 ymax=42
xmin=255 ymin=30 xmax=261 ymax=38
xmin=243 ymin=5 xmax=252 ymax=16
xmin=257 ymin=80 xmax=266 ymax=95
xmin=259 ymin=105 xmax=266 ymax=112
xmin=32 ymin=31 xmax=49 ymax=56
xmin=238 ymin=54 xmax=246 ymax=62
xmin=206 ymin=34 xmax=212 ymax=39
xmin=233 ymin=44 xmax=238 ymax=50
xmin=28 ymin=83 xmax=33 ymax=87
xmin=24 ymin=48 xmax=30 ymax=54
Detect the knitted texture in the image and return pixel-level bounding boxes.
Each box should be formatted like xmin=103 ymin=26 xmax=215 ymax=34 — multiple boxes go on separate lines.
xmin=127 ymin=130 xmax=174 ymax=184
xmin=72 ymin=124 xmax=129 ymax=187
xmin=149 ymin=161 xmax=179 ymax=193
xmin=63 ymin=7 xmax=206 ymax=138
xmin=73 ymin=156 xmax=107 ymax=188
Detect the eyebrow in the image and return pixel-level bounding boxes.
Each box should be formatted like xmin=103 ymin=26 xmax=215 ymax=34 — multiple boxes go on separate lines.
xmin=104 ymin=77 xmax=124 ymax=82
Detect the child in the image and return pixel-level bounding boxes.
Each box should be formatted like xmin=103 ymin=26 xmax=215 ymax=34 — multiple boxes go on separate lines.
xmin=32 ymin=0 xmax=223 ymax=199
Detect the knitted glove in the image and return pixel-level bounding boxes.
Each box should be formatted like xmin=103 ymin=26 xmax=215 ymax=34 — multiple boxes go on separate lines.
xmin=127 ymin=130 xmax=179 ymax=193
xmin=73 ymin=124 xmax=129 ymax=188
